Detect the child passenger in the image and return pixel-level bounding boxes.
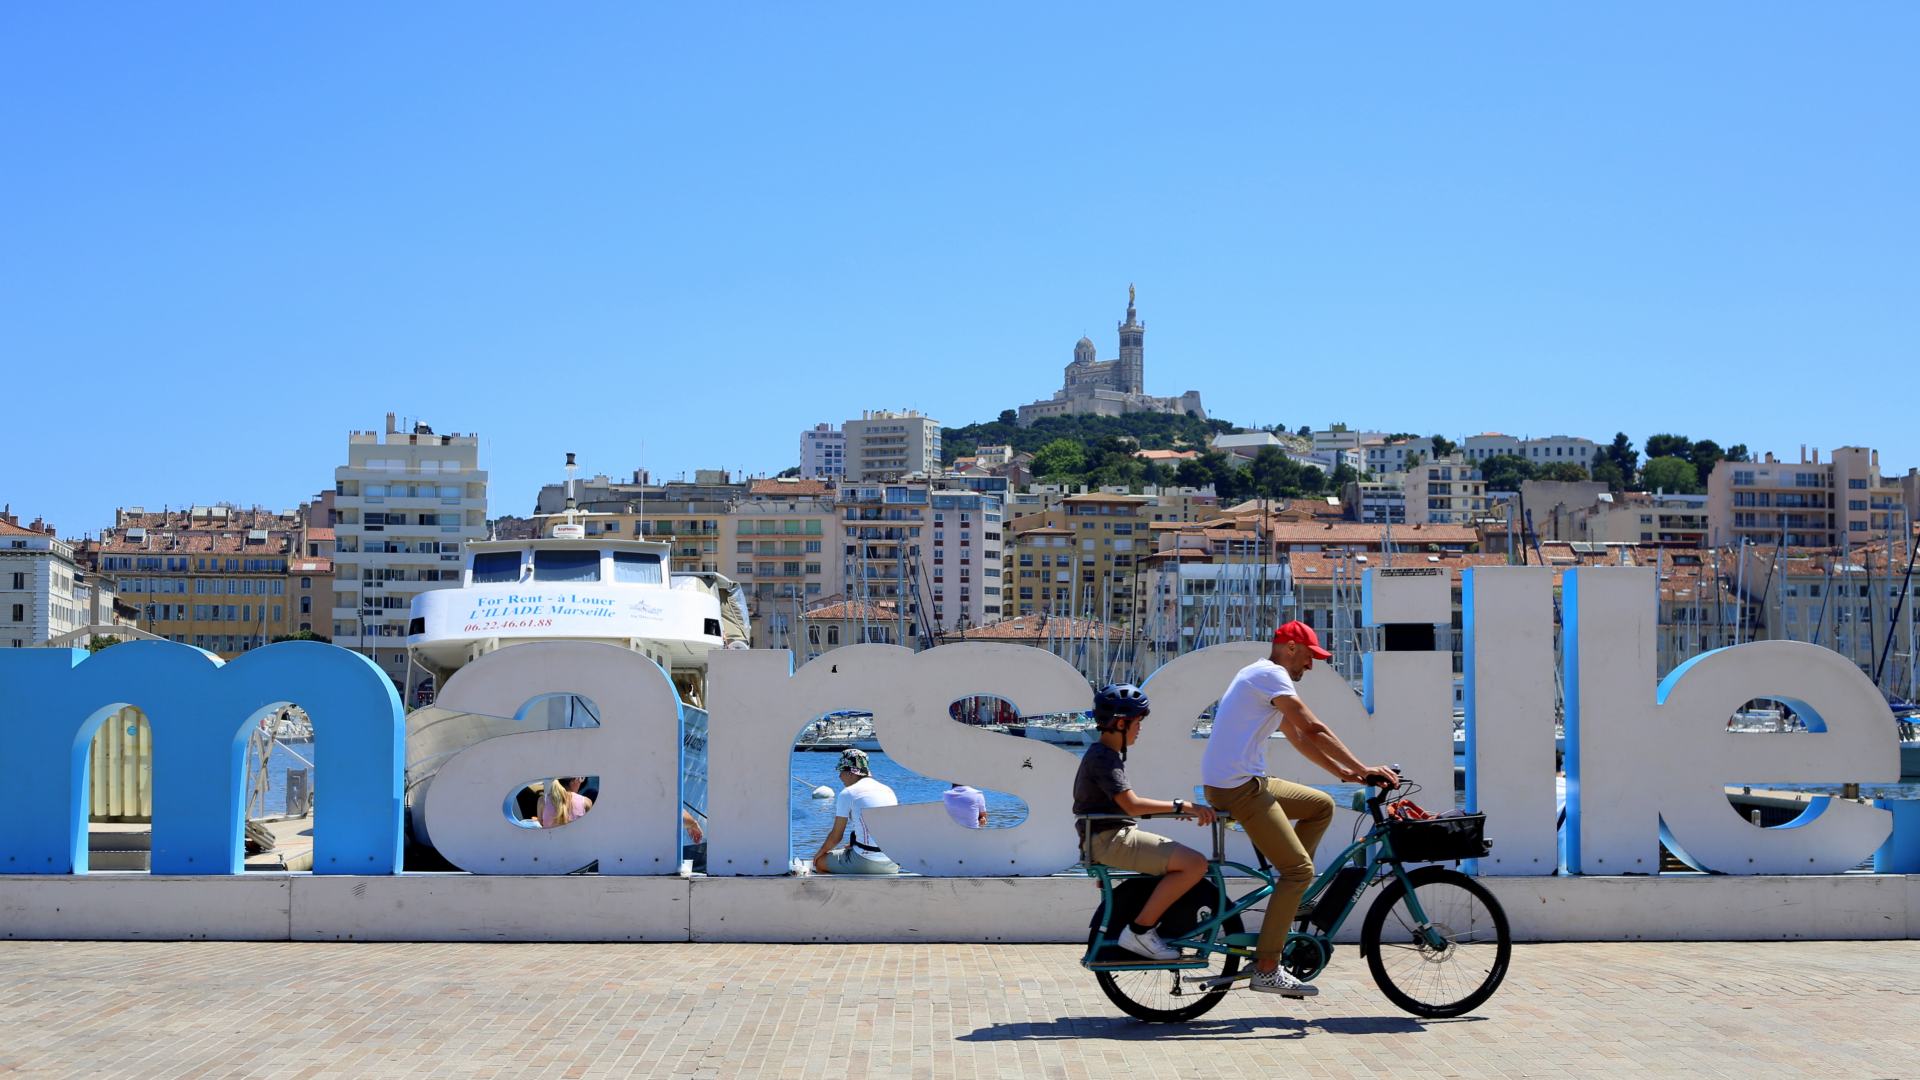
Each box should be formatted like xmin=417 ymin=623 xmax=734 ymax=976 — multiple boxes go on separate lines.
xmin=1073 ymin=683 xmax=1219 ymax=961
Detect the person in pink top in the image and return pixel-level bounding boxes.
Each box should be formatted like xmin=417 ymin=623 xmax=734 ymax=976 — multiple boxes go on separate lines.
xmin=538 ymin=777 xmax=592 ymax=828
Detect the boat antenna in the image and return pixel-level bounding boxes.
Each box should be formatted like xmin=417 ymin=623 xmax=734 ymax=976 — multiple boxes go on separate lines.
xmin=565 ymin=453 xmax=578 ymax=512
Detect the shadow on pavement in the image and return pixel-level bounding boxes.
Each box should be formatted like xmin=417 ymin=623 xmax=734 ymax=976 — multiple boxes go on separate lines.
xmin=957 ymin=1013 xmax=1482 ymax=1041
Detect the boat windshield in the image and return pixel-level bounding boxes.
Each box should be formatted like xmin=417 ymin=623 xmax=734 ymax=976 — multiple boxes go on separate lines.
xmin=613 ymin=551 xmax=663 ymax=584
xmin=533 ymin=549 xmax=601 ymax=582
xmin=472 ymin=551 xmax=522 ymax=584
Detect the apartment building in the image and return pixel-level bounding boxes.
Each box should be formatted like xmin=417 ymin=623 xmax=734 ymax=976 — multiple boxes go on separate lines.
xmin=1006 ymin=492 xmax=1150 ymax=625
xmin=332 ymin=415 xmax=489 ymax=690
xmin=1363 ymin=438 xmax=1418 ymax=478
xmin=1520 ymin=435 xmax=1598 ymax=465
xmin=1401 ymin=458 xmax=1489 ymax=525
xmin=1346 ymin=481 xmax=1407 ymax=525
xmin=1589 ymin=491 xmax=1709 ymax=545
xmin=0 ymin=513 xmax=84 ymax=647
xmin=728 ymin=478 xmax=841 ymax=650
xmin=1461 ymin=433 xmax=1521 ymax=463
xmin=535 ymin=471 xmax=743 ymax=575
xmin=1705 ymin=446 xmax=1904 ymax=549
xmin=843 ymin=410 xmax=941 ymax=482
xmin=799 ymin=423 xmax=846 ymax=479
xmin=84 ymin=506 xmax=328 ymax=656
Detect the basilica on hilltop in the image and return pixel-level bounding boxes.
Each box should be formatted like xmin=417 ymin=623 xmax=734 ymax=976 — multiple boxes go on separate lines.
xmin=1015 ymin=287 xmax=1206 ymax=426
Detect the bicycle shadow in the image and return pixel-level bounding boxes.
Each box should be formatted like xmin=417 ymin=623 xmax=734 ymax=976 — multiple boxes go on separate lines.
xmin=956 ymin=1013 xmax=1485 ymax=1042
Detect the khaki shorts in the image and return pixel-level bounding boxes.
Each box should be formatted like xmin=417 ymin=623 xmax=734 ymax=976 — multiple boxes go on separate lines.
xmin=1088 ymin=826 xmax=1177 ymax=875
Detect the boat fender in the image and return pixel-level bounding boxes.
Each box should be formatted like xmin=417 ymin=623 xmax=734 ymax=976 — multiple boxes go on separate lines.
xmin=811 ymin=785 xmax=835 ymax=800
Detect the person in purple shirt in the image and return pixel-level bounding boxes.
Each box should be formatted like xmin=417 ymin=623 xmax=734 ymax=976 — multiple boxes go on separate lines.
xmin=943 ymin=782 xmax=987 ymax=827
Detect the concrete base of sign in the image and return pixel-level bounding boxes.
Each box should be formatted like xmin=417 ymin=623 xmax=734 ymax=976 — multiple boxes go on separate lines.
xmin=0 ymin=874 xmax=1916 ymax=943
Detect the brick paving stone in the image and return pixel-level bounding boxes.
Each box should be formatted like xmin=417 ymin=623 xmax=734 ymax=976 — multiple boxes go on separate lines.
xmin=0 ymin=941 xmax=1914 ymax=1078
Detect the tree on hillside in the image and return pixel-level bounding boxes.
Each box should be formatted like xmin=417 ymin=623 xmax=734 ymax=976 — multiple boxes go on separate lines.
xmin=1430 ymin=435 xmax=1457 ymax=459
xmin=1602 ymin=433 xmax=1639 ymax=483
xmin=1640 ymin=456 xmax=1702 ymax=494
xmin=1478 ymin=454 xmax=1536 ymax=492
xmin=1329 ymin=462 xmax=1361 ymax=489
xmin=1644 ymin=434 xmax=1693 ymax=461
xmin=776 ymin=466 xmax=801 ymax=478
xmin=998 ymin=410 xmax=1017 ymax=425
xmin=1031 ymin=438 xmax=1086 ymax=479
xmin=1539 ymin=462 xmax=1591 ymax=482
xmin=1296 ymin=425 xmax=1312 ymax=438
xmin=1590 ymin=458 xmax=1626 ymax=492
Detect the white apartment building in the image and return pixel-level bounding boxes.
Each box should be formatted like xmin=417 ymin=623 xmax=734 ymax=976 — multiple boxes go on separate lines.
xmin=729 ymin=478 xmax=843 ymax=650
xmin=1520 ymin=435 xmax=1598 ymax=465
xmin=1706 ymin=445 xmax=1904 ymax=549
xmin=799 ymin=423 xmax=846 ymax=479
xmin=0 ymin=513 xmax=84 ymax=648
xmin=844 ymin=410 xmax=941 ymax=482
xmin=331 ymin=414 xmax=489 ymax=692
xmin=1346 ymin=481 xmax=1407 ymax=525
xmin=1313 ymin=422 xmax=1390 ymax=455
xmin=1363 ymin=438 xmax=1419 ymax=477
xmin=1402 ymin=458 xmax=1489 ymax=525
xmin=1461 ymin=433 xmax=1521 ymax=463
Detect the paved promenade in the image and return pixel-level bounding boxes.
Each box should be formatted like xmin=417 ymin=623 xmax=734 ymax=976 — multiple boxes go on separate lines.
xmin=0 ymin=940 xmax=1913 ymax=1079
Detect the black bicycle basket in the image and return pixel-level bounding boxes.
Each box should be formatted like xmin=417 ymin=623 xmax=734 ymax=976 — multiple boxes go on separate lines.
xmin=1387 ymin=813 xmax=1491 ymax=863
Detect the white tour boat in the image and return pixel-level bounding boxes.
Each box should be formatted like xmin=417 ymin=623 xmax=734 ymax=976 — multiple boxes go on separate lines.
xmin=400 ymin=510 xmax=748 ymax=861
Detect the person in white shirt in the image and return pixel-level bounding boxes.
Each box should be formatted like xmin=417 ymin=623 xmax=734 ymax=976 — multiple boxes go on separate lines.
xmin=813 ymin=748 xmax=900 ymax=875
xmin=943 ymin=782 xmax=987 ymax=828
xmin=1200 ymin=621 xmax=1399 ymax=998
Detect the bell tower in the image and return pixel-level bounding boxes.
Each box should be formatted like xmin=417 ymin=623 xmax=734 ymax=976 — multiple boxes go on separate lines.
xmin=1116 ymin=284 xmax=1144 ymax=394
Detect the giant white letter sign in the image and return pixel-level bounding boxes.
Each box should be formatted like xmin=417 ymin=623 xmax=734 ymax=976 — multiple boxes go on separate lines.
xmin=423 ymin=642 xmax=685 ymax=874
xmin=706 ymin=643 xmax=1088 ymax=876
xmin=1462 ymin=566 xmax=1559 ymax=875
xmin=1565 ymin=567 xmax=1895 ymax=875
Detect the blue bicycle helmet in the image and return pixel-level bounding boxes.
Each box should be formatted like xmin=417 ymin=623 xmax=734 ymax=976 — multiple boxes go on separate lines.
xmin=1091 ymin=683 xmax=1150 ymax=730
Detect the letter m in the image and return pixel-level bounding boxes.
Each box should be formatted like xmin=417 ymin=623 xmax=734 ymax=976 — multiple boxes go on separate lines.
xmin=0 ymin=641 xmax=404 ymax=874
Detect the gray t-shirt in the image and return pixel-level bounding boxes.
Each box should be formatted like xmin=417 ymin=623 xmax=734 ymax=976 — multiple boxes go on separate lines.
xmin=1073 ymin=742 xmax=1134 ymax=838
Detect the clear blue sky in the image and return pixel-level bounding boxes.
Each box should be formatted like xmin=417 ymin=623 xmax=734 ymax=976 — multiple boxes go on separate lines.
xmin=4 ymin=4 xmax=1914 ymax=533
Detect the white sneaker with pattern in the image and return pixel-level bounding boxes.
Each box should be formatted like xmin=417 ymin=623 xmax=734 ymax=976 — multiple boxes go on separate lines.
xmin=1249 ymin=966 xmax=1318 ymax=997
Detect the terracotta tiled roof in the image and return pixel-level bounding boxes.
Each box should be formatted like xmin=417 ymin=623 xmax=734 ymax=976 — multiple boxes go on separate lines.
xmin=0 ymin=520 xmax=43 ymax=536
xmin=750 ymin=477 xmax=834 ymax=497
xmin=290 ymin=559 xmax=333 ymax=573
xmin=936 ymin=613 xmax=1132 ymax=641
xmin=87 ymin=532 xmax=296 ymax=555
xmin=308 ymin=527 xmax=335 ymax=540
xmin=799 ymin=599 xmax=899 ymax=621
xmin=1133 ymin=449 xmax=1199 ymax=462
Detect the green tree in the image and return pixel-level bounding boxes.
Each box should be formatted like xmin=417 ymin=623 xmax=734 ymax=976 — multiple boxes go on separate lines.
xmin=1329 ymin=462 xmax=1361 ymax=490
xmin=1430 ymin=435 xmax=1457 ymax=459
xmin=1639 ymin=456 xmax=1702 ymax=494
xmin=1722 ymin=443 xmax=1750 ymax=463
xmin=1602 ymin=433 xmax=1639 ymax=486
xmin=1539 ymin=462 xmax=1591 ymax=482
xmin=1644 ymin=434 xmax=1692 ymax=461
xmin=85 ymin=635 xmax=121 ymax=653
xmin=1247 ymin=446 xmax=1303 ymax=497
xmin=1590 ymin=458 xmax=1626 ymax=492
xmin=270 ymin=630 xmax=333 ymax=644
xmin=1296 ymin=425 xmax=1312 ymax=438
xmin=775 ymin=466 xmax=801 ymax=478
xmin=997 ymin=409 xmax=1017 ymax=425
xmin=1031 ymin=438 xmax=1086 ymax=479
xmin=1478 ymin=454 xmax=1536 ymax=492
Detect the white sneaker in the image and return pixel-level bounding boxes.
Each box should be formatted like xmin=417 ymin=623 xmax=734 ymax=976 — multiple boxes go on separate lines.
xmin=1117 ymin=925 xmax=1182 ymax=961
xmin=1249 ymin=967 xmax=1318 ymax=998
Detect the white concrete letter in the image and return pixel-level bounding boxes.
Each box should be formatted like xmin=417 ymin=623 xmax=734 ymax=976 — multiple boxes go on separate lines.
xmin=1463 ymin=566 xmax=1560 ymax=875
xmin=423 ymin=642 xmax=685 ymax=875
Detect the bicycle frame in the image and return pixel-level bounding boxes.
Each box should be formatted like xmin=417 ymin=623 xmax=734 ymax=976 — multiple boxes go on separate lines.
xmin=1079 ymin=793 xmax=1447 ymax=974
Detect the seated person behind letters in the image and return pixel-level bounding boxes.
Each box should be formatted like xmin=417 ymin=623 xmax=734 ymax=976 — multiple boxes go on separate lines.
xmin=1073 ymin=683 xmax=1218 ymax=961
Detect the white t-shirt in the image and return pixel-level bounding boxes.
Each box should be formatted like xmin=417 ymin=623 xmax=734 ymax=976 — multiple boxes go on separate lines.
xmin=1200 ymin=659 xmax=1298 ymax=789
xmin=834 ymin=776 xmax=899 ymax=861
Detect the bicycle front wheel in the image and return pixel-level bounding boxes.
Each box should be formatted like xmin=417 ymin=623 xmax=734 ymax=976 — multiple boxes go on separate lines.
xmin=1361 ymin=866 xmax=1510 ymax=1018
xmin=1093 ymin=915 xmax=1243 ymax=1024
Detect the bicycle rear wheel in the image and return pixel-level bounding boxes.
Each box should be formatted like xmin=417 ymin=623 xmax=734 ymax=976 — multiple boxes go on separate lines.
xmin=1361 ymin=865 xmax=1510 ymax=1018
xmin=1093 ymin=915 xmax=1244 ymax=1023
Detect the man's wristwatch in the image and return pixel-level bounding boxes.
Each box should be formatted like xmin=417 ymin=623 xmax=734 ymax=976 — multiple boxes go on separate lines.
xmin=1173 ymin=799 xmax=1185 ymax=815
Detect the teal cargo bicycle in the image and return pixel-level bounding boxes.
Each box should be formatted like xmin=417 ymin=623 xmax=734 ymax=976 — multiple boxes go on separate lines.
xmin=1079 ymin=771 xmax=1511 ymax=1022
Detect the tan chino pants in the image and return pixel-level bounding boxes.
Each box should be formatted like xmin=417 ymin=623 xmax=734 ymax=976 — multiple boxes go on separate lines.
xmin=1204 ymin=777 xmax=1335 ymax=962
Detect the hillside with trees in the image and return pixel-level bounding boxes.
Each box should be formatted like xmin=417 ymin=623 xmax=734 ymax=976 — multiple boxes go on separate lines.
xmin=941 ymin=410 xmax=1235 ymax=463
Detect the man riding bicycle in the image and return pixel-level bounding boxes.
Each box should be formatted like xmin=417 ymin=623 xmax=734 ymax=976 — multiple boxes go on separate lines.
xmin=1073 ymin=683 xmax=1218 ymax=962
xmin=1202 ymin=622 xmax=1399 ymax=997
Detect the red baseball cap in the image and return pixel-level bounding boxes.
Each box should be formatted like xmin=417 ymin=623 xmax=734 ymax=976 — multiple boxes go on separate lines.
xmin=1273 ymin=620 xmax=1332 ymax=660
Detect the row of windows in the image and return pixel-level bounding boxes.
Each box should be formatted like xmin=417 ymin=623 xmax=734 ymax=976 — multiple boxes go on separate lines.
xmin=101 ymin=556 xmax=289 ymax=572
xmin=194 ymin=634 xmax=268 ymax=652
xmin=364 ymin=513 xmax=461 ymax=526
xmin=735 ymin=562 xmax=824 ymax=577
xmin=738 ymin=540 xmax=825 ymax=554
xmin=470 ymin=550 xmax=664 ymax=585
xmin=145 ymin=603 xmax=287 ymax=622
